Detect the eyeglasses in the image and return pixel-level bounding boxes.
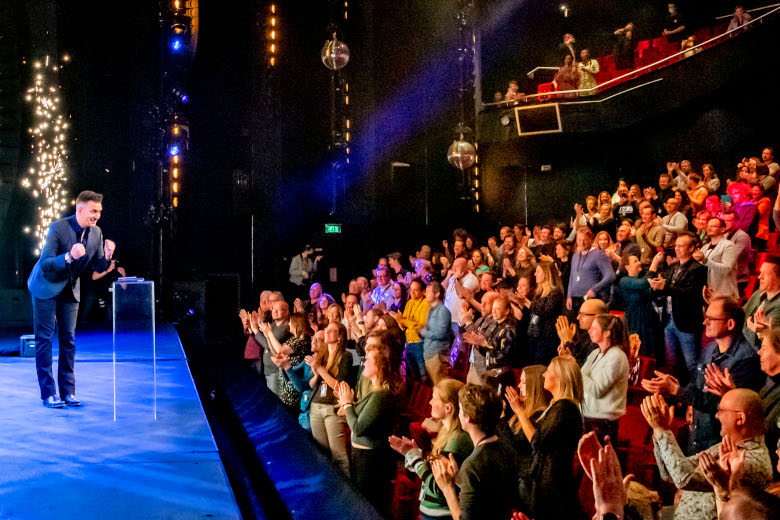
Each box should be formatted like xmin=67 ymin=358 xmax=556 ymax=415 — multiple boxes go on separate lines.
xmin=716 ymin=407 xmax=744 ymax=415
xmin=578 ymin=312 xmax=597 ymax=317
xmin=704 ymin=315 xmax=728 ymax=322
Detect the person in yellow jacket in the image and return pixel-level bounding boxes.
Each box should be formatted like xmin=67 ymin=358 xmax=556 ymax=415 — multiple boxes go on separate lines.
xmin=389 ymin=279 xmax=429 ymax=383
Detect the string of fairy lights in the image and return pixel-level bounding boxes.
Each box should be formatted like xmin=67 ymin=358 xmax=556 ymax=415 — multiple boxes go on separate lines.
xmin=21 ymin=55 xmax=71 ymax=255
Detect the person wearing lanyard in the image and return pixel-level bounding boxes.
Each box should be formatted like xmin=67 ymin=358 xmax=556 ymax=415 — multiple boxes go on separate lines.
xmin=693 ymin=218 xmax=739 ymax=300
xmin=566 ymin=227 xmax=615 ymax=320
xmin=648 ymin=232 xmax=708 ymax=383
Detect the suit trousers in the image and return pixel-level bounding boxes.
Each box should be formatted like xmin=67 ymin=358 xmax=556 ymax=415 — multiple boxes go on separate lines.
xmin=33 ymin=294 xmax=79 ymax=400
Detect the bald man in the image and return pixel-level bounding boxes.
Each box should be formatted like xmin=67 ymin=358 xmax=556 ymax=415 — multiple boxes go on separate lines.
xmin=642 ymin=389 xmax=773 ymax=520
xmin=557 ymin=298 xmax=608 ymax=366
xmin=461 ymin=291 xmax=500 ymax=385
xmin=443 ymin=257 xmax=479 ymax=356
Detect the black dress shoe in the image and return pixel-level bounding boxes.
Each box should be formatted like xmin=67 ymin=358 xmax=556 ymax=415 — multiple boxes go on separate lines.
xmin=63 ymin=394 xmax=82 ymax=407
xmin=42 ymin=395 xmax=65 ymax=408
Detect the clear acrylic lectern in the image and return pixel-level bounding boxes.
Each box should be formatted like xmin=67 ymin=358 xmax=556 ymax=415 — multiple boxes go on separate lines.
xmin=112 ymin=280 xmax=156 ymax=421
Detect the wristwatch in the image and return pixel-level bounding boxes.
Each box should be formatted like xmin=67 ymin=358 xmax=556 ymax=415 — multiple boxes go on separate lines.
xmin=64 ymin=252 xmax=73 ymax=264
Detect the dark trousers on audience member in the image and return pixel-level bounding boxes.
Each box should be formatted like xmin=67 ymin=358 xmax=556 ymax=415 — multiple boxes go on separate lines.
xmin=32 ymin=292 xmax=79 ymax=400
xmin=404 ymin=341 xmax=427 ymax=383
xmin=567 ymin=296 xmax=585 ymax=322
xmin=351 ymin=446 xmax=394 ymax=518
xmin=584 ymin=417 xmax=619 ymax=444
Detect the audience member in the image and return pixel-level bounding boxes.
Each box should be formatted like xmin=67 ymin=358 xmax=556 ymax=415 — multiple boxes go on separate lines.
xmin=619 ymin=255 xmax=659 ymax=357
xmin=432 ymin=384 xmax=520 ymax=520
xmin=577 ymin=48 xmax=599 ymax=96
xmin=553 ymin=54 xmax=579 ymax=98
xmin=648 ymin=233 xmax=708 ymax=380
xmin=307 ymin=322 xmax=354 ymax=476
xmin=512 ymin=356 xmax=586 ymax=520
xmin=643 ymin=297 xmax=763 ymax=453
xmin=743 ymin=257 xmax=780 ymax=348
xmin=722 ymin=210 xmax=753 ymax=296
xmin=663 ymin=3 xmax=687 ymax=43
xmin=420 ymin=281 xmax=453 ymax=384
xmin=557 ymin=298 xmax=608 ymax=366
xmin=567 ymin=227 xmax=616 ymax=316
xmin=694 ymin=218 xmax=739 ymax=300
xmin=336 ymin=341 xmax=398 ymax=515
xmin=727 ymin=5 xmax=752 ymax=32
xmin=390 ymin=378 xmax=474 ymax=520
xmin=613 ymin=22 xmax=636 ymax=70
xmin=526 ymin=262 xmax=565 ymax=365
xmin=642 ymin=389 xmax=772 ymax=520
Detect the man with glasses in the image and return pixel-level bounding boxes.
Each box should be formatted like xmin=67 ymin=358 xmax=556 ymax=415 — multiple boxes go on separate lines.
xmin=643 ymin=297 xmax=763 ymax=453
xmin=556 ymin=298 xmax=607 ymax=367
xmin=641 ymin=388 xmax=772 ymax=520
xmin=694 ymin=218 xmax=738 ymax=300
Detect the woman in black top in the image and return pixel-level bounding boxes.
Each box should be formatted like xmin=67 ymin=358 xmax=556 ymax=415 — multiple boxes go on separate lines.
xmin=523 ymin=262 xmax=564 ymax=365
xmin=512 ymin=356 xmax=586 ymax=520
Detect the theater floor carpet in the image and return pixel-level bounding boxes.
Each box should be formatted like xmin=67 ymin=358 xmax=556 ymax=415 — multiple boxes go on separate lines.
xmin=0 ymin=323 xmax=240 ymax=520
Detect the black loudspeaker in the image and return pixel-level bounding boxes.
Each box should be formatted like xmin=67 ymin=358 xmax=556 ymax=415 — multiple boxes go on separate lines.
xmin=170 ymin=273 xmax=240 ymax=344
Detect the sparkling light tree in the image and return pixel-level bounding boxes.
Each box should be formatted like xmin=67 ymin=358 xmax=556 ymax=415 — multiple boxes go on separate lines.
xmin=22 ymin=55 xmax=70 ymax=255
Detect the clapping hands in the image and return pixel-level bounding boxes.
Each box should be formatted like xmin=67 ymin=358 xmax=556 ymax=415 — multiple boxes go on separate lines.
xmin=640 ymin=394 xmax=675 ymax=433
xmin=388 ymin=435 xmax=418 ymax=457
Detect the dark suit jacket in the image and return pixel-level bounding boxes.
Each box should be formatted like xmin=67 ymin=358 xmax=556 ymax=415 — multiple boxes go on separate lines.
xmin=27 ymin=215 xmax=109 ymax=302
xmin=649 ymin=258 xmax=708 ymax=333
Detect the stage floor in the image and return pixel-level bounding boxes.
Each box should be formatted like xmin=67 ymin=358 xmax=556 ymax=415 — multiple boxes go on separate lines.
xmin=0 ymin=324 xmax=241 ymax=520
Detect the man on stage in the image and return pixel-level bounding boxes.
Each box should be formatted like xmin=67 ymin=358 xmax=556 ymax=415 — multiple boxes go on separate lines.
xmin=28 ymin=190 xmax=115 ymax=408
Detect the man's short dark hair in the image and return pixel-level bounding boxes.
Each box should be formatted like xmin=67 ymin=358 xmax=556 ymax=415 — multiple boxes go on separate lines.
xmin=76 ymin=190 xmax=103 ymax=204
xmin=428 ymin=280 xmax=443 ymax=300
xmin=659 ymin=173 xmax=671 ymax=180
xmin=713 ymin=296 xmax=746 ymax=333
xmin=689 ymin=173 xmax=701 ymax=183
xmin=387 ymin=252 xmax=402 ymax=262
xmin=458 ymin=384 xmax=502 ymax=435
xmin=763 ymin=256 xmax=780 ymax=278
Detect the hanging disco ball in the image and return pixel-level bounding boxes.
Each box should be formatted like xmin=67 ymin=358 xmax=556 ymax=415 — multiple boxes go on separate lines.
xmin=321 ymin=34 xmax=350 ymax=70
xmin=447 ymin=139 xmax=476 ymax=170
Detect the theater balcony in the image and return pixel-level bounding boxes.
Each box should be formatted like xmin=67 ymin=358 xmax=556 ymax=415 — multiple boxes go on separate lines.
xmin=476 ymin=6 xmax=780 ymax=226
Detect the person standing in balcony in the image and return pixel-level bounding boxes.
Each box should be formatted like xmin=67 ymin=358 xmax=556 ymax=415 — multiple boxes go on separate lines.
xmin=577 ymin=48 xmax=599 ymax=96
xmin=727 ymin=5 xmax=752 ymax=32
xmin=612 ymin=22 xmax=636 ymax=70
xmin=552 ymin=54 xmax=579 ymax=98
xmin=662 ymin=3 xmax=687 ymax=44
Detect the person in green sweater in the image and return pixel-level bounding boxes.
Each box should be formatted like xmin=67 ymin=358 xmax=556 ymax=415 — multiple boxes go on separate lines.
xmin=389 ymin=379 xmax=474 ymax=520
xmin=336 ymin=341 xmax=399 ymax=517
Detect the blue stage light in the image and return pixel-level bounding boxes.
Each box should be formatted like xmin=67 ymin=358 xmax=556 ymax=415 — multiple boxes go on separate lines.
xmin=181 ymin=94 xmax=189 ymax=103
xmin=171 ymin=38 xmax=183 ymax=51
xmin=169 ymin=145 xmax=180 ymax=156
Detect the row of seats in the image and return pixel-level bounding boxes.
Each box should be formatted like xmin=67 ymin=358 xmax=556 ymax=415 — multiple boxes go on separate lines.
xmin=537 ymin=21 xmax=731 ymax=100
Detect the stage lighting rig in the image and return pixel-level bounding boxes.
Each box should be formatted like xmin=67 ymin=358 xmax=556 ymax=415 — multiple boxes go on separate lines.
xmin=168 ymin=15 xmax=191 ymax=56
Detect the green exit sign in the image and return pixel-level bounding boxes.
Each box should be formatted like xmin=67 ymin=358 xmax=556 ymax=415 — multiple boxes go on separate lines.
xmin=325 ymin=223 xmax=342 ymax=234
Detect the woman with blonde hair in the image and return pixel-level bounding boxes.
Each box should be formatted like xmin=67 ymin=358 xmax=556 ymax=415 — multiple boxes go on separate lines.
xmin=501 ymin=365 xmax=551 ymax=510
xmin=519 ymin=261 xmax=564 ymax=365
xmin=510 ymin=356 xmax=585 ymax=520
xmin=389 ymin=378 xmax=474 ymax=519
xmin=306 ymin=322 xmax=354 ymax=476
